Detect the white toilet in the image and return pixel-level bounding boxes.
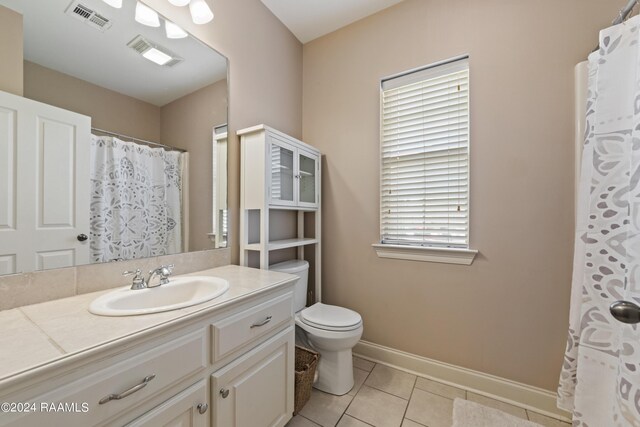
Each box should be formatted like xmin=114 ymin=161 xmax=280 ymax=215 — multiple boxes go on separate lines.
xmin=271 ymin=260 xmax=363 ymax=396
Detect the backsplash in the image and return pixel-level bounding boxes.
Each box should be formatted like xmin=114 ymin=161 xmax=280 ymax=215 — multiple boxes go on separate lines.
xmin=0 ymin=248 xmax=231 ymax=311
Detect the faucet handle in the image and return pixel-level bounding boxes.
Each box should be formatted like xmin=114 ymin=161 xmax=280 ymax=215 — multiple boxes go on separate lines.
xmin=123 ymin=269 xmax=148 ymax=290
xmin=123 ymin=268 xmax=142 ymax=277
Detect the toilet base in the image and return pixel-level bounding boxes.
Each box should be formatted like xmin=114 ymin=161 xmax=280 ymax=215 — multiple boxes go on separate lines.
xmin=313 ymin=347 xmax=355 ymax=395
xmin=294 ymin=311 xmax=363 ymax=396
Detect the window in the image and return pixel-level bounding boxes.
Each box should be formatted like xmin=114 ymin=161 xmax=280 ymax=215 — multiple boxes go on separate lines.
xmin=375 ymin=56 xmax=476 ymax=264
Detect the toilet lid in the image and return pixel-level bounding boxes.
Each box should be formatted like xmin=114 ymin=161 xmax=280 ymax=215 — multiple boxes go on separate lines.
xmin=300 ymin=303 xmax=362 ymax=330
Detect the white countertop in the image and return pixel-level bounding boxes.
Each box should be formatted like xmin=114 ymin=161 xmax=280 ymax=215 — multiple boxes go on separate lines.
xmin=0 ymin=265 xmax=296 ymax=387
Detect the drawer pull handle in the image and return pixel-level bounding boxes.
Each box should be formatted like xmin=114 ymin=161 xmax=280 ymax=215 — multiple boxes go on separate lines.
xmin=197 ymin=403 xmax=209 ymax=414
xmin=220 ymin=388 xmax=230 ymax=398
xmin=250 ymin=316 xmax=273 ymax=328
xmin=98 ymin=374 xmax=156 ymax=405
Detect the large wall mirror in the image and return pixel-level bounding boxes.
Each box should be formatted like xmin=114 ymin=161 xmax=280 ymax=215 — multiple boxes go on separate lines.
xmin=0 ymin=0 xmax=228 ymax=276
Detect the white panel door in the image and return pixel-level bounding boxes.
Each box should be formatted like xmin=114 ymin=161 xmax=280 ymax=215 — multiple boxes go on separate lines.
xmin=0 ymin=103 xmax=19 ymax=275
xmin=30 ymin=103 xmax=91 ymax=270
xmin=0 ymin=90 xmax=90 ymax=273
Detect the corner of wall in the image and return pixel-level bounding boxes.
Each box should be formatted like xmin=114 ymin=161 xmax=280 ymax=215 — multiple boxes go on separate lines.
xmin=0 ymin=5 xmax=24 ymax=96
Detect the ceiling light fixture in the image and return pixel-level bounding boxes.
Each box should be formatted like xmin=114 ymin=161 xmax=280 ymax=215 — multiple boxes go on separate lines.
xmin=142 ymin=48 xmax=173 ymax=65
xmin=101 ymin=0 xmax=123 ymax=8
xmin=135 ymin=2 xmax=160 ymax=27
xmin=128 ymin=35 xmax=183 ymax=67
xmin=165 ymin=20 xmax=188 ymax=39
xmin=168 ymin=0 xmax=191 ymax=6
xmin=189 ymin=0 xmax=213 ymax=24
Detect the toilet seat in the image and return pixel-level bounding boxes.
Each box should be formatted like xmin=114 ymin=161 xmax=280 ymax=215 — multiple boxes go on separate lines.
xmin=300 ymin=303 xmax=362 ymax=332
xmin=295 ymin=313 xmax=364 ymax=340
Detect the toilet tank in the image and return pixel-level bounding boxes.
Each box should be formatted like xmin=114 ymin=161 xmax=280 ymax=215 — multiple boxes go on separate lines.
xmin=270 ymin=260 xmax=309 ymax=312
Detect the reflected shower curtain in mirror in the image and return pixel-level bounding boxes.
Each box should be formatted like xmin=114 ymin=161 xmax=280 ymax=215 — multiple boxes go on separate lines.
xmin=558 ymin=15 xmax=640 ymax=425
xmin=89 ymin=135 xmax=186 ymax=262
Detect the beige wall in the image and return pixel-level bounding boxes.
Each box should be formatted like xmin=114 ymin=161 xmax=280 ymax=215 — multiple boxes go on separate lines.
xmin=145 ymin=0 xmax=303 ymax=263
xmin=0 ymin=5 xmax=23 ymax=96
xmin=24 ymin=61 xmax=161 ymax=142
xmin=161 ymin=79 xmax=228 ymax=251
xmin=302 ymin=0 xmax=619 ymax=391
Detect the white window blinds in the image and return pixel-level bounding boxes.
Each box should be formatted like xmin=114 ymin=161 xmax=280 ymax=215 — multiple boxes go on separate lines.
xmin=380 ymin=57 xmax=469 ymax=248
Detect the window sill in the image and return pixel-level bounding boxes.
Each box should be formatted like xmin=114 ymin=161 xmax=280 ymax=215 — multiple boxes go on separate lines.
xmin=372 ymin=244 xmax=478 ymax=265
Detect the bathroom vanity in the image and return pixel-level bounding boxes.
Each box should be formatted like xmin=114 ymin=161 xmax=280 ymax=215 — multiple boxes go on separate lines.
xmin=0 ymin=265 xmax=296 ymax=427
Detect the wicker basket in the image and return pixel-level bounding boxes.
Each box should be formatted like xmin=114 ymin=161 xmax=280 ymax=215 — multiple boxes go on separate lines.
xmin=294 ymin=346 xmax=319 ymax=415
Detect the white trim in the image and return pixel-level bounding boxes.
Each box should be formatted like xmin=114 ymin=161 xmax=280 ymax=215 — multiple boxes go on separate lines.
xmin=213 ymin=131 xmax=228 ymax=141
xmin=236 ymin=124 xmax=318 ymax=154
xmin=354 ymin=340 xmax=570 ymax=422
xmin=372 ymin=243 xmax=477 ymax=265
xmin=382 ymin=56 xmax=469 ymax=90
xmin=380 ymin=54 xmax=470 ymax=86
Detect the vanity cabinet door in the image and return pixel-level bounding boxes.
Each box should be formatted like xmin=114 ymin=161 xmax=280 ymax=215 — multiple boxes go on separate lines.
xmin=125 ymin=380 xmax=209 ymax=427
xmin=297 ymin=149 xmax=319 ymax=209
xmin=267 ymin=137 xmax=297 ymax=207
xmin=211 ymin=327 xmax=294 ymax=427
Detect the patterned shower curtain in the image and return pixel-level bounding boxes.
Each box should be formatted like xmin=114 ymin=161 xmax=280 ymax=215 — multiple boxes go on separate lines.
xmin=89 ymin=135 xmax=185 ymax=263
xmin=558 ymin=15 xmax=640 ymax=426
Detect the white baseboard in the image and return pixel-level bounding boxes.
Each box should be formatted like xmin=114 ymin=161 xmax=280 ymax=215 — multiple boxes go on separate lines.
xmin=353 ymin=340 xmax=571 ymax=422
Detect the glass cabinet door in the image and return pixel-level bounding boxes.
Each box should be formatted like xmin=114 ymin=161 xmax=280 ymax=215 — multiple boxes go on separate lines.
xmin=269 ymin=140 xmax=295 ymax=205
xmin=298 ymin=150 xmax=318 ymax=207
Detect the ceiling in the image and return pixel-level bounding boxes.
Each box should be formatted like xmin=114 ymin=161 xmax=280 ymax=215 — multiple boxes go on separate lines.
xmin=1 ymin=0 xmax=227 ymax=106
xmin=260 ymin=0 xmax=405 ymax=44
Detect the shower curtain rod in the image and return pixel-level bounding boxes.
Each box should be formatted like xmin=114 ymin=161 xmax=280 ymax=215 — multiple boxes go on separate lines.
xmin=91 ymin=127 xmax=187 ymax=153
xmin=593 ymin=0 xmax=639 ymax=52
xmin=613 ymin=0 xmax=639 ymax=25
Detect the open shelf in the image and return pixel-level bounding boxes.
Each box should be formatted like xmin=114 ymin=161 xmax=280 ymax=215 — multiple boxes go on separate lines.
xmin=269 ymin=238 xmax=318 ymax=250
xmin=244 ymin=238 xmax=318 ymax=251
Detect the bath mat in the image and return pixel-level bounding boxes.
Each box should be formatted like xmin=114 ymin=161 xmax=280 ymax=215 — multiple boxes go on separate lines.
xmin=452 ymin=398 xmax=543 ymax=427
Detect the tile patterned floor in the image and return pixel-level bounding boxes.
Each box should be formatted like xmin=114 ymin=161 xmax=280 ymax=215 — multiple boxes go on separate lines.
xmin=286 ymin=357 xmax=570 ymax=427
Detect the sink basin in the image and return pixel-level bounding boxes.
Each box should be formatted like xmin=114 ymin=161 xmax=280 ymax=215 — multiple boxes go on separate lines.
xmin=89 ymin=276 xmax=230 ymax=316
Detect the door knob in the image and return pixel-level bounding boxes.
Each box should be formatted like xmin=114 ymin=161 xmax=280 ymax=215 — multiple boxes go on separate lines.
xmin=77 ymin=233 xmax=88 ymax=242
xmin=197 ymin=403 xmax=208 ymax=414
xmin=610 ymin=300 xmax=640 ymax=324
xmin=220 ymin=388 xmax=229 ymax=398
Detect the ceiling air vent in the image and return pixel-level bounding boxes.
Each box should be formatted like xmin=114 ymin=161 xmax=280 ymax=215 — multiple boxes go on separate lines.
xmin=65 ymin=1 xmax=112 ymax=32
xmin=128 ymin=36 xmax=153 ymax=55
xmin=127 ymin=35 xmax=183 ymax=67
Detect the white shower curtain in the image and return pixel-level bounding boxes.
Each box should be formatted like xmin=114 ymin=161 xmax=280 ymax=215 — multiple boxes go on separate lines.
xmin=558 ymin=15 xmax=640 ymax=425
xmin=90 ymin=135 xmax=186 ymax=262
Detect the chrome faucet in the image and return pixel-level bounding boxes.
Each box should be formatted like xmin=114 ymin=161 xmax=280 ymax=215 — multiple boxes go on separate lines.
xmin=123 ymin=269 xmax=148 ymax=290
xmin=147 ymin=264 xmax=174 ymax=287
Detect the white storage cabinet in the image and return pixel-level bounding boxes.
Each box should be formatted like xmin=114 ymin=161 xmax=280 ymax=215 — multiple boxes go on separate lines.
xmin=238 ymin=125 xmax=322 ymax=302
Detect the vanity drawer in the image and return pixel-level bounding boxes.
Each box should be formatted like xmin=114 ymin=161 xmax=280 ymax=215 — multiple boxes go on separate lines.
xmin=3 ymin=329 xmax=207 ymax=427
xmin=212 ymin=294 xmax=293 ymax=361
xmin=124 ymin=379 xmax=209 ymax=427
